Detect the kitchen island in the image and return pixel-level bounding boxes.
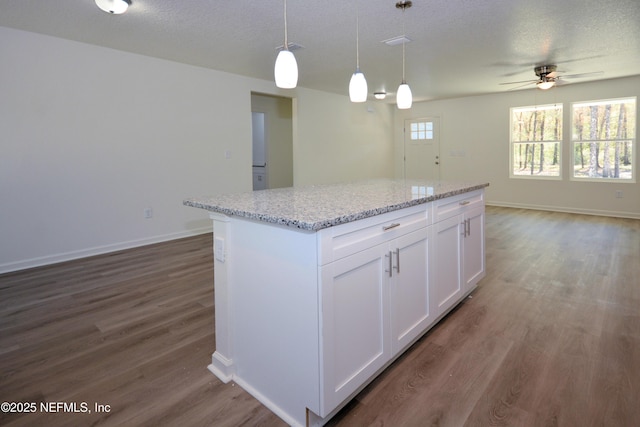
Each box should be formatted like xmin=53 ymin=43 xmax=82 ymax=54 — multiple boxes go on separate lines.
xmin=184 ymin=179 xmax=489 ymax=426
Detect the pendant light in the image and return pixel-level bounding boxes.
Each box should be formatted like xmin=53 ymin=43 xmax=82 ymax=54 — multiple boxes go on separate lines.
xmin=349 ymin=1 xmax=368 ymax=102
xmin=396 ymin=1 xmax=412 ymax=109
xmin=95 ymin=0 xmax=130 ymax=14
xmin=274 ymin=0 xmax=298 ymax=89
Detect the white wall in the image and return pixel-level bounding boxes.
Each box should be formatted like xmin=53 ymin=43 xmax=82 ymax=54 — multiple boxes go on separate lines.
xmin=0 ymin=26 xmax=394 ymax=273
xmin=295 ymin=89 xmax=394 ymax=186
xmin=395 ymin=76 xmax=640 ymax=218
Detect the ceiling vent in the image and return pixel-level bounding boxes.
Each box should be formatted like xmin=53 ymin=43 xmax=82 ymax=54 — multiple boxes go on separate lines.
xmin=275 ymin=42 xmax=305 ymax=52
xmin=382 ymin=36 xmax=412 ymax=46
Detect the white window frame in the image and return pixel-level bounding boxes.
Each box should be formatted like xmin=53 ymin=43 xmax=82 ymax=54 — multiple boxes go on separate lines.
xmin=509 ymin=103 xmax=563 ymax=180
xmin=570 ymin=97 xmax=636 ymax=183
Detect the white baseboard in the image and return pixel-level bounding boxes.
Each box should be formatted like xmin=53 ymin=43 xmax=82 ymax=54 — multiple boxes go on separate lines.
xmin=487 ymin=201 xmax=640 ymax=220
xmin=0 ymin=226 xmax=212 ymax=275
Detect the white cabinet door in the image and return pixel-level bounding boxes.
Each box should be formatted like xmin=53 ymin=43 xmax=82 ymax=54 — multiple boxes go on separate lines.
xmin=319 ymin=243 xmax=391 ymax=416
xmin=319 ymin=227 xmax=434 ymax=415
xmin=433 ymin=215 xmax=464 ymax=319
xmin=389 ymin=227 xmax=433 ymax=354
xmin=463 ymin=205 xmax=485 ymax=291
xmin=433 ymin=205 xmax=485 ymax=320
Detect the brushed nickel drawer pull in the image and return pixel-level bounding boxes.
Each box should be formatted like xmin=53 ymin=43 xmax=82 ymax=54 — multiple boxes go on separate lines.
xmin=459 ymin=200 xmax=471 ymax=206
xmin=383 ymin=223 xmax=401 ymax=231
xmin=385 ymin=251 xmax=393 ymax=277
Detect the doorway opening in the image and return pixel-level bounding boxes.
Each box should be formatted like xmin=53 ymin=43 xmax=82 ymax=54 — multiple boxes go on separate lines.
xmin=251 ymin=93 xmax=294 ymax=190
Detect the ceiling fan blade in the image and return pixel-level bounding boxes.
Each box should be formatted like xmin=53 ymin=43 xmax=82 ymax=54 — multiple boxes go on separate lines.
xmin=561 ymin=71 xmax=603 ymax=79
xmin=507 ymin=81 xmax=537 ymax=91
xmin=499 ymin=79 xmax=537 ymax=85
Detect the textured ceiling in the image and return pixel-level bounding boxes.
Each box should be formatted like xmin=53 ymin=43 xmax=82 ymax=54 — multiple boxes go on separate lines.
xmin=1 ymin=0 xmax=640 ymax=102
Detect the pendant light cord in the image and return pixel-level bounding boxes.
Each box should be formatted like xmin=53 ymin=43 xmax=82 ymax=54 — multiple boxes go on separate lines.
xmin=356 ymin=2 xmax=360 ymax=70
xmin=283 ymin=0 xmax=289 ymax=50
xmin=401 ymin=7 xmax=406 ymax=84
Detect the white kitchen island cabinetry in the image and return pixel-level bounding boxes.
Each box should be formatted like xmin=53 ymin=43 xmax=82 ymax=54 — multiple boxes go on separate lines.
xmin=183 ymin=180 xmax=488 ymax=427
xmin=433 ymin=190 xmax=486 ymax=318
xmin=319 ymin=204 xmax=434 ymax=414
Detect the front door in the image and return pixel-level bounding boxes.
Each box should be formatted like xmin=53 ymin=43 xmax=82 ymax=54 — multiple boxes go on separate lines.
xmin=404 ymin=117 xmax=440 ymax=181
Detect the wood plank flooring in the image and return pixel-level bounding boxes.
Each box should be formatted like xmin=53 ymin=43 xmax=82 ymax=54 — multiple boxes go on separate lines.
xmin=1 ymin=206 xmax=639 ymax=426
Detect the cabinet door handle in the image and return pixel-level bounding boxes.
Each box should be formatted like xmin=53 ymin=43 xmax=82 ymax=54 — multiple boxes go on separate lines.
xmin=459 ymin=200 xmax=470 ymax=206
xmin=394 ymin=248 xmax=400 ymax=274
xmin=385 ymin=251 xmax=393 ymax=277
xmin=461 ymin=218 xmax=470 ymax=237
xmin=383 ymin=223 xmax=401 ymax=231
xmin=461 ymin=218 xmax=471 ymax=237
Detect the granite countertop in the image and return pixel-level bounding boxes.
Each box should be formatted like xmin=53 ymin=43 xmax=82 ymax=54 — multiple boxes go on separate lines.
xmin=184 ymin=179 xmax=489 ymax=231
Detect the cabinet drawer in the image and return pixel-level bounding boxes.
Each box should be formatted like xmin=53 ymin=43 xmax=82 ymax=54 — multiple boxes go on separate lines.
xmin=318 ymin=203 xmax=431 ymax=265
xmin=434 ymin=190 xmax=484 ymax=223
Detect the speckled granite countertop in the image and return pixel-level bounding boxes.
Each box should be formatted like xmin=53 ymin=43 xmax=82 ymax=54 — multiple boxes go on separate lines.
xmin=184 ymin=179 xmax=489 ymax=231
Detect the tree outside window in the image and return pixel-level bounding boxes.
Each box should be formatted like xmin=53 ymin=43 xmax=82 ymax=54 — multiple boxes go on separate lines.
xmin=510 ymin=104 xmax=563 ymax=179
xmin=571 ymin=98 xmax=636 ymax=181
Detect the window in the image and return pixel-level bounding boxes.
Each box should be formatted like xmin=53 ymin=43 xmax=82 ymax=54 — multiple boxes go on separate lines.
xmin=571 ymin=97 xmax=636 ymax=181
xmin=410 ymin=121 xmax=433 ymax=141
xmin=510 ymin=104 xmax=563 ymax=179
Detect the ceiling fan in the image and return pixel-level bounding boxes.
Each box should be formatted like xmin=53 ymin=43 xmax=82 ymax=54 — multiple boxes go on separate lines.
xmin=500 ymin=65 xmax=603 ymax=90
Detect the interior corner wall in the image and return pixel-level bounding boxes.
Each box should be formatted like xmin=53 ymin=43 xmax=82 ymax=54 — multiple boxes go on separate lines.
xmin=394 ymin=76 xmax=640 ymax=219
xmin=294 ymin=88 xmax=395 ymax=186
xmin=0 ymin=26 xmax=395 ymax=273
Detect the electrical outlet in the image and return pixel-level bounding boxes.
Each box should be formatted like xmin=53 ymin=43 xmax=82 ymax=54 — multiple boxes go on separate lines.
xmin=615 ymin=190 xmax=623 ymax=199
xmin=214 ymin=237 xmax=225 ymax=262
xmin=144 ymin=207 xmax=153 ymax=218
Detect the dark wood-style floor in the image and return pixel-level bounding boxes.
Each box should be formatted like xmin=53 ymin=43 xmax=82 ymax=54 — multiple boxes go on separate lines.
xmin=1 ymin=206 xmax=639 ymax=427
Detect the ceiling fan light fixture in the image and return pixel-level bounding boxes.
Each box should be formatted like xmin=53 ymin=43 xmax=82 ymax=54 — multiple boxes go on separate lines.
xmin=535 ymin=65 xmax=557 ymax=90
xmin=95 ymin=0 xmax=130 ymax=14
xmin=537 ymin=79 xmax=555 ymax=90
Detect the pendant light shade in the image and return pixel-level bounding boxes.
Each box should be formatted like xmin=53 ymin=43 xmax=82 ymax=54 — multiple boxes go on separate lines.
xmin=349 ymin=2 xmax=368 ymax=103
xmin=275 ymin=50 xmax=298 ymax=89
xmin=95 ymin=0 xmax=130 ymax=14
xmin=275 ymin=0 xmax=298 ymax=89
xmin=397 ymin=82 xmax=412 ymax=109
xmin=349 ymin=70 xmax=368 ymax=102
